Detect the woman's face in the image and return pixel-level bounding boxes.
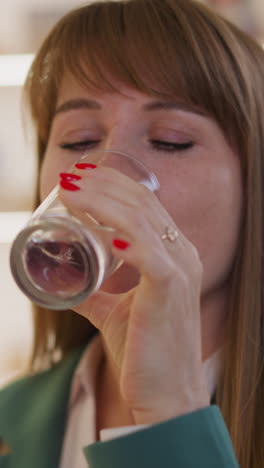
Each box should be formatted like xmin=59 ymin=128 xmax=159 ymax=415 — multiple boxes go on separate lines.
xmin=40 ymin=74 xmax=243 ymax=297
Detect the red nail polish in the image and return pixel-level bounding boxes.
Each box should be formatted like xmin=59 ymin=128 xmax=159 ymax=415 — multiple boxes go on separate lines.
xmin=75 ymin=163 xmax=97 ymax=170
xmin=112 ymin=239 xmax=130 ymax=250
xmin=60 ymin=173 xmax=82 ymax=181
xmin=60 ymin=180 xmax=80 ymax=191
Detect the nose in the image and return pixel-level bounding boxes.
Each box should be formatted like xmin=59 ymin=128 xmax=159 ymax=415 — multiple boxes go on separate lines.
xmin=95 ymin=120 xmax=158 ymax=185
xmin=95 ymin=147 xmax=159 ymax=193
xmin=101 ymin=121 xmax=139 ymax=157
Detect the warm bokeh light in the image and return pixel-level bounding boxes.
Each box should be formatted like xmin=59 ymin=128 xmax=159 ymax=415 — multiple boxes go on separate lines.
xmin=0 ymin=212 xmax=31 ymax=242
xmin=0 ymin=54 xmax=34 ymax=86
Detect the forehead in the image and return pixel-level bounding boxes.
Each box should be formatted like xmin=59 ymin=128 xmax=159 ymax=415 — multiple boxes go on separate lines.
xmin=56 ymin=73 xmax=146 ymax=104
xmin=55 ymin=72 xmax=207 ymax=119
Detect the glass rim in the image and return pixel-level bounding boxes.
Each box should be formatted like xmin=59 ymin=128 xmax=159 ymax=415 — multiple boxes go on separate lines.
xmin=76 ymin=149 xmax=160 ymax=192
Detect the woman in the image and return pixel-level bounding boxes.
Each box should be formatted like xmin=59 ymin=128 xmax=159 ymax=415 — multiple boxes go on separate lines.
xmin=1 ymin=0 xmax=264 ymax=466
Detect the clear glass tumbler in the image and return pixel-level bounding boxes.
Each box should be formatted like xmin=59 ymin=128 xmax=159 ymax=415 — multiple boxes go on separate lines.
xmin=10 ymin=150 xmax=159 ymax=310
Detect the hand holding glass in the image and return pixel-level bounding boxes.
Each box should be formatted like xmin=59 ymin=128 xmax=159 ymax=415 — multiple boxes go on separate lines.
xmin=10 ymin=150 xmax=159 ymax=310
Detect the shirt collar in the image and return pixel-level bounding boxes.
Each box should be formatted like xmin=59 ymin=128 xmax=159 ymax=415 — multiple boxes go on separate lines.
xmin=69 ymin=333 xmax=104 ymax=409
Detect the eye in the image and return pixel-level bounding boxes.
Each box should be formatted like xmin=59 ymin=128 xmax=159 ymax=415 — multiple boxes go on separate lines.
xmin=150 ymin=139 xmax=194 ymax=153
xmin=59 ymin=140 xmax=101 ymax=151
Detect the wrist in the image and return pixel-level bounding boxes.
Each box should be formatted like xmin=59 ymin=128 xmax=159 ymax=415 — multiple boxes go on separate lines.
xmin=131 ymin=393 xmax=210 ymax=426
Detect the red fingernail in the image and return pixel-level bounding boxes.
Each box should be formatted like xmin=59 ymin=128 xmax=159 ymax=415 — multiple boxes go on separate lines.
xmin=60 ymin=180 xmax=80 ymax=191
xmin=75 ymin=163 xmax=97 ymax=170
xmin=112 ymin=239 xmax=130 ymax=250
xmin=60 ymin=173 xmax=82 ymax=181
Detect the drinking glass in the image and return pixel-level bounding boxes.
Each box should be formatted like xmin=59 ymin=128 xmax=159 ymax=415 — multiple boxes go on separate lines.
xmin=10 ymin=150 xmax=159 ymax=310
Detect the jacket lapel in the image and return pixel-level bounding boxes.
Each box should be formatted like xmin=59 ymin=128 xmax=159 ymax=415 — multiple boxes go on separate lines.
xmin=0 ymin=344 xmax=85 ymax=468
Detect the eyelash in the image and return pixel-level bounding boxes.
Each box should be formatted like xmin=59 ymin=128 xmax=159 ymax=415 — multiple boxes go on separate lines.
xmin=150 ymin=140 xmax=194 ymax=152
xmin=60 ymin=139 xmax=194 ymax=153
xmin=60 ymin=140 xmax=100 ymax=152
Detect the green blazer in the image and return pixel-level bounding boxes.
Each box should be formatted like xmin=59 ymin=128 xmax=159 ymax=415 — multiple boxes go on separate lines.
xmin=0 ymin=344 xmax=239 ymax=468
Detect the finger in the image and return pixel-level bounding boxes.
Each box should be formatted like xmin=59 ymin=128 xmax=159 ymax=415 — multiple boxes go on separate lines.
xmin=59 ymin=168 xmax=201 ymax=282
xmin=62 ymin=165 xmax=165 ymax=217
xmin=111 ymin=232 xmax=180 ymax=285
xmin=74 ymin=166 xmax=157 ymax=205
xmin=59 ymin=168 xmax=173 ymax=236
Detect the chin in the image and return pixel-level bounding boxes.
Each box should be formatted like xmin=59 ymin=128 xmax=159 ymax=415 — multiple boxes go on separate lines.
xmin=101 ymin=263 xmax=140 ymax=294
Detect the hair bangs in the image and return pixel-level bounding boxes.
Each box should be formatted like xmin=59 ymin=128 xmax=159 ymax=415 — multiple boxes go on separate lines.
xmin=56 ymin=1 xmax=190 ymax=101
xmin=29 ymin=0 xmax=253 ymax=154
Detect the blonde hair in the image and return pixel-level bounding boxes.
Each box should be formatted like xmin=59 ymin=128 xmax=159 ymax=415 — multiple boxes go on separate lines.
xmin=24 ymin=0 xmax=264 ymax=465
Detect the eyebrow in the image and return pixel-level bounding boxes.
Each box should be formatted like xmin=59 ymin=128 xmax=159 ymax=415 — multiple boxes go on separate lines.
xmin=55 ymin=98 xmax=101 ymax=114
xmin=54 ymin=98 xmax=205 ymax=116
xmin=143 ymin=101 xmax=205 ymax=116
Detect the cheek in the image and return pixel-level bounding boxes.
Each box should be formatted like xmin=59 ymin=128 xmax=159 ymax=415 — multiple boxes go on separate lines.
xmin=159 ymin=161 xmax=243 ymax=290
xmin=39 ymin=163 xmax=56 ymax=201
xmin=39 ymin=154 xmax=64 ymax=201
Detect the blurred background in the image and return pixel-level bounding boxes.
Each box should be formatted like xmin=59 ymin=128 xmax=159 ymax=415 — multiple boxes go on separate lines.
xmin=0 ymin=0 xmax=264 ymax=386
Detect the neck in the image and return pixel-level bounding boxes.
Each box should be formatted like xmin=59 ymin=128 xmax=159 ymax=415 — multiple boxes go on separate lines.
xmin=96 ymin=341 xmax=135 ymax=435
xmin=200 ymin=282 xmax=229 ymax=360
